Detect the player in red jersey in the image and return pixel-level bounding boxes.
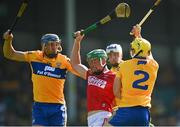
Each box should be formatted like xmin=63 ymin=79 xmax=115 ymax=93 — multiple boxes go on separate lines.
xmin=71 ymin=31 xmax=116 ymax=126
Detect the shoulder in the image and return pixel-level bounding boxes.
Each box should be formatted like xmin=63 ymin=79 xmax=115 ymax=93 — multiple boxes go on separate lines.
xmin=58 ymin=53 xmax=69 ymax=60
xmin=57 ymin=53 xmax=71 ymax=66
xmin=25 ymin=50 xmax=43 ymax=60
xmin=26 ymin=50 xmax=42 ymax=55
xmin=117 ymin=60 xmax=125 ymax=68
xmin=104 ymin=70 xmax=116 ymax=78
xmin=149 ymin=58 xmax=159 ymax=69
xmin=119 ymin=59 xmax=132 ymax=66
xmin=57 ymin=53 xmax=70 ymax=61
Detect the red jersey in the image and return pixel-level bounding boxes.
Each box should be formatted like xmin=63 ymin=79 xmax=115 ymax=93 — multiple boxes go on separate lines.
xmin=86 ymin=70 xmax=115 ymax=112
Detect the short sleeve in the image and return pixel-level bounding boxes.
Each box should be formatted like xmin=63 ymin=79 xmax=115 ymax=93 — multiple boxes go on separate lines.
xmin=24 ymin=51 xmax=39 ymax=63
xmin=116 ymin=70 xmax=122 ymax=78
xmin=115 ymin=63 xmax=123 ymax=79
xmin=64 ymin=56 xmax=80 ymax=76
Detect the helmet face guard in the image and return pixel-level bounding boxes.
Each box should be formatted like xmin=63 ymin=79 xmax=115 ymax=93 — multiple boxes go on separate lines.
xmin=130 ymin=38 xmax=151 ymax=58
xmin=86 ymin=49 xmax=108 ymax=75
xmin=41 ymin=34 xmax=62 ymax=58
xmin=106 ymin=44 xmax=122 ymax=54
xmin=106 ymin=44 xmax=123 ymax=67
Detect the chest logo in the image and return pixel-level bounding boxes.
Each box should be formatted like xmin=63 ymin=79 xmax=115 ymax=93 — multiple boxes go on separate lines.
xmin=88 ymin=76 xmax=107 ymax=89
xmin=44 ymin=66 xmax=55 ymax=72
xmin=56 ymin=62 xmax=61 ymax=68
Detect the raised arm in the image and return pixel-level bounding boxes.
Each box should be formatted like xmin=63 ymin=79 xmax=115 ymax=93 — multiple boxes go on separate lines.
xmin=3 ymin=30 xmax=27 ymax=62
xmin=70 ymin=31 xmax=88 ymax=80
xmin=113 ymin=76 xmax=121 ymax=98
xmin=131 ymin=24 xmax=142 ymax=38
xmin=131 ymin=25 xmax=154 ymax=59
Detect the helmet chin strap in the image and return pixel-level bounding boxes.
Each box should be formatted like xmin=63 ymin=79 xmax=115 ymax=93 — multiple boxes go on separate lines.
xmin=43 ymin=44 xmax=60 ymax=58
xmin=111 ymin=63 xmax=119 ymax=67
xmin=44 ymin=52 xmax=58 ymax=58
xmin=132 ymin=50 xmax=142 ymax=58
xmin=92 ymin=64 xmax=107 ymax=75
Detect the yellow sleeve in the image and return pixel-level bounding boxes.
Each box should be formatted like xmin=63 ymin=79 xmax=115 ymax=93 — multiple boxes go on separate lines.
xmin=115 ymin=69 xmax=122 ymax=78
xmin=115 ymin=62 xmax=124 ymax=78
xmin=64 ymin=56 xmax=80 ymax=76
xmin=24 ymin=51 xmax=39 ymax=62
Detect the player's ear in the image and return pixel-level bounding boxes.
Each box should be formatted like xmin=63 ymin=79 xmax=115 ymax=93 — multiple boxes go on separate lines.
xmin=58 ymin=46 xmax=62 ymax=52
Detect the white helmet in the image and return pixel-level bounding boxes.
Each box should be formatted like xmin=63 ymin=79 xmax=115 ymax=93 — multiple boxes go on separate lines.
xmin=106 ymin=44 xmax=122 ymax=54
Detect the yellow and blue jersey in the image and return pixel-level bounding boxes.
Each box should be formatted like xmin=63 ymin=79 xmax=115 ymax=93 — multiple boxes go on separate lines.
xmin=111 ymin=65 xmax=121 ymax=73
xmin=24 ymin=50 xmax=77 ymax=104
xmin=116 ymin=58 xmax=159 ymax=108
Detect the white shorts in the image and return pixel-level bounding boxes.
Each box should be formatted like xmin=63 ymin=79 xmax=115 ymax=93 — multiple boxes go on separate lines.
xmin=87 ymin=111 xmax=112 ymax=127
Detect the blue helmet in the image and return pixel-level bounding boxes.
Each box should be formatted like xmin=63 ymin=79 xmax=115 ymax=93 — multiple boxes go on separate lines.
xmin=41 ymin=34 xmax=61 ymax=44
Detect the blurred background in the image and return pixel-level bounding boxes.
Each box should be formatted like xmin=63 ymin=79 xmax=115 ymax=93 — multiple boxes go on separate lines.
xmin=0 ymin=0 xmax=180 ymax=125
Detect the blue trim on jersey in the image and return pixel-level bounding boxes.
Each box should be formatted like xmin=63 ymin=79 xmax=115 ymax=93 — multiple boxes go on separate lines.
xmin=31 ymin=62 xmax=67 ymax=79
xmin=137 ymin=60 xmax=147 ymax=65
xmin=109 ymin=106 xmax=150 ymax=126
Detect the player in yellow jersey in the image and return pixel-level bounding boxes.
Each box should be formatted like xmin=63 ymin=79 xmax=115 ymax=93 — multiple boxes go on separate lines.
xmin=106 ymin=44 xmax=123 ymax=109
xmin=107 ymin=25 xmax=159 ymax=126
xmin=3 ymin=30 xmax=78 ymax=126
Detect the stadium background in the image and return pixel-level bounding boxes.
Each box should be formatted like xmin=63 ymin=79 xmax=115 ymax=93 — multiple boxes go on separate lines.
xmin=0 ymin=0 xmax=180 ymax=125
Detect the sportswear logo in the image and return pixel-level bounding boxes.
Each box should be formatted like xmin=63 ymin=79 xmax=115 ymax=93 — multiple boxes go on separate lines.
xmin=56 ymin=62 xmax=61 ymax=67
xmin=88 ymin=76 xmax=107 ymax=89
xmin=44 ymin=66 xmax=55 ymax=71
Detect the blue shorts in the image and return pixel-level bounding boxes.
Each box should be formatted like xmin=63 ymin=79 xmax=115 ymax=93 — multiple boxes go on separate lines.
xmin=32 ymin=102 xmax=67 ymax=126
xmin=109 ymin=106 xmax=150 ymax=126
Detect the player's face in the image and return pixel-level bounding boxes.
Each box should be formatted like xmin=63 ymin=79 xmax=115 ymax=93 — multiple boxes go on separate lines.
xmin=88 ymin=58 xmax=104 ymax=74
xmin=44 ymin=42 xmax=60 ymax=55
xmin=108 ymin=52 xmax=122 ymax=66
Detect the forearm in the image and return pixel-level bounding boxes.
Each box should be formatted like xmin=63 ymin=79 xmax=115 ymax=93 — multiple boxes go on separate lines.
xmin=70 ymin=40 xmax=81 ymax=65
xmin=3 ymin=40 xmax=15 ymax=59
xmin=113 ymin=77 xmax=121 ymax=98
xmin=147 ymin=51 xmax=154 ymax=59
xmin=3 ymin=39 xmax=26 ymax=61
xmin=114 ymin=88 xmax=121 ymax=98
xmin=3 ymin=30 xmax=26 ymax=61
xmin=70 ymin=32 xmax=87 ymax=79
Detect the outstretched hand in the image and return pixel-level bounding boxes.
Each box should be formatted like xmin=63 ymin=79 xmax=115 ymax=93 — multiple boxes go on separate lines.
xmin=130 ymin=24 xmax=142 ymax=38
xmin=74 ymin=30 xmax=84 ymax=43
